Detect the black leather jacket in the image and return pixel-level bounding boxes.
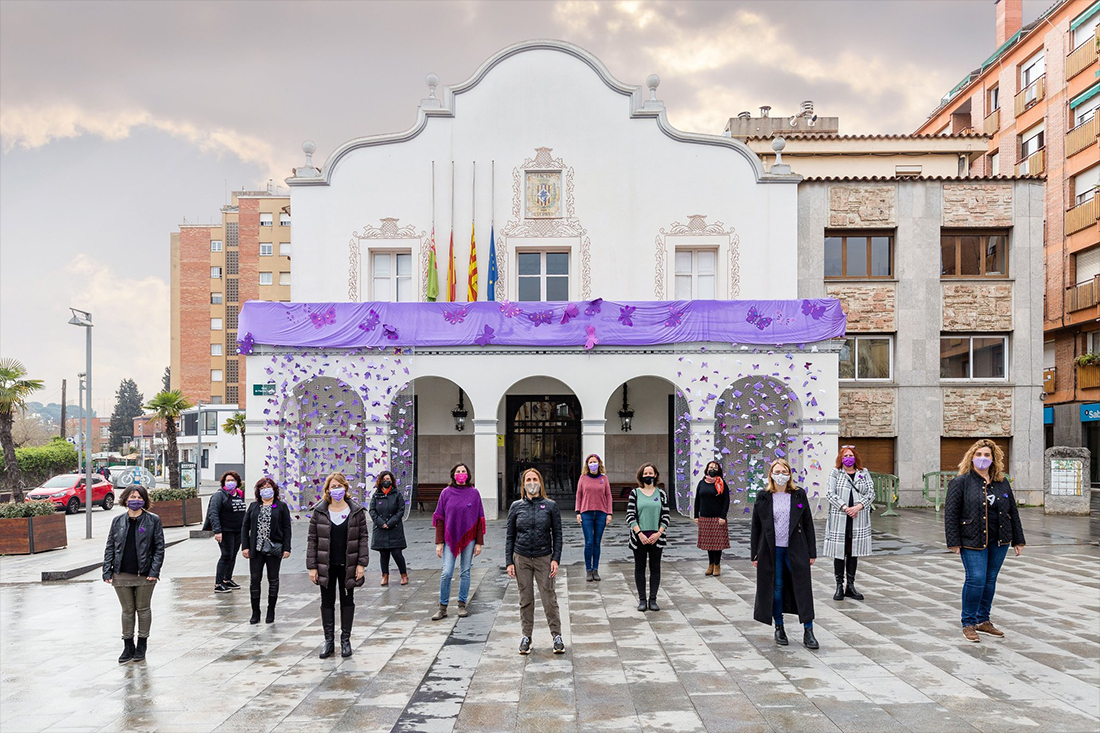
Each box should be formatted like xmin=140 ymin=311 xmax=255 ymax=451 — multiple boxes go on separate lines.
xmin=944 ymin=472 xmax=1025 ymax=550
xmin=505 ymin=496 xmax=563 ymax=566
xmin=103 ymin=511 xmax=166 ymax=579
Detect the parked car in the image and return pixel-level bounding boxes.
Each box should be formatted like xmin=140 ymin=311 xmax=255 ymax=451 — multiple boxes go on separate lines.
xmin=25 ymin=474 xmax=115 ymax=513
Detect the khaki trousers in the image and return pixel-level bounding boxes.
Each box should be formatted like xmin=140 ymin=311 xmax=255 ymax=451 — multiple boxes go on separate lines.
xmin=514 ymin=553 xmax=561 ymax=638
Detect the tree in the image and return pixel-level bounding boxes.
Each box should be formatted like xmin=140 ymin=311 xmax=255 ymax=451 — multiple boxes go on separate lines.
xmin=222 ymin=412 xmax=246 ymax=467
xmin=109 ymin=378 xmax=144 ymax=452
xmin=144 ymin=390 xmax=192 ymax=491
xmin=0 ymin=358 xmax=45 ymax=500
xmin=162 ymin=366 xmax=171 ymax=392
xmin=12 ymin=411 xmax=53 ymax=448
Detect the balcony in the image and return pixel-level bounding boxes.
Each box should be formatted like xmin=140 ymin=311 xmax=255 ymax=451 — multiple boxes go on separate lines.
xmin=1065 ymin=196 xmax=1099 ymax=236
xmin=1066 ymin=114 xmax=1099 ymax=158
xmin=1014 ymin=76 xmax=1045 ymax=117
xmin=1067 ymin=275 xmax=1100 ymax=312
xmin=1015 ymin=147 xmax=1045 ymax=176
xmin=984 ymin=107 xmax=1000 ymax=136
xmin=1079 ymin=364 xmax=1100 ymax=390
xmin=1043 ymin=367 xmax=1056 ymax=393
xmin=1066 ymin=35 xmax=1098 ymax=81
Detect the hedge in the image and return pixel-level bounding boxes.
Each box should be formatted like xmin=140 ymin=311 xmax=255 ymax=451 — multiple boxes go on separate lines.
xmin=0 ymin=439 xmax=79 ymax=488
xmin=0 ymin=500 xmax=59 ymax=519
xmin=149 ymin=487 xmax=198 ymax=502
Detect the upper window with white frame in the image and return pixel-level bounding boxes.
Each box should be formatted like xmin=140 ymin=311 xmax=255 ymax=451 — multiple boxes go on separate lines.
xmin=279 ymin=242 xmax=291 ymax=257
xmin=940 ymin=231 xmax=1008 ymax=278
xmin=260 ymin=242 xmax=273 ymax=257
xmin=259 ymin=272 xmax=273 ymax=286
xmin=1075 ymin=246 xmax=1100 ymax=286
xmin=825 ymin=231 xmax=893 ymax=279
xmin=372 ymin=251 xmax=414 ymax=302
xmin=1072 ymin=8 xmax=1099 ymax=49
xmin=279 ymin=271 xmax=291 ymax=286
xmin=210 ymin=292 xmax=223 ymax=305
xmin=211 ymin=318 xmax=223 ymax=331
xmin=1020 ymin=52 xmax=1044 ymax=89
xmin=674 ymin=249 xmax=717 ymax=299
xmin=940 ymin=335 xmax=1008 ymax=380
xmin=988 ymin=151 xmax=1000 ymax=176
xmin=1075 ymin=95 xmax=1099 ymax=128
xmin=1073 ymin=165 xmax=1098 ymax=206
xmin=211 ymin=369 xmax=223 ymax=383
xmin=210 ymin=240 xmax=223 ymax=252
xmin=988 ymin=85 xmax=1000 ymax=112
xmin=211 ymin=343 xmax=223 ymax=356
xmin=279 ymin=212 xmax=291 ymax=227
xmin=518 ymin=251 xmax=569 ymax=301
xmin=211 ymin=266 xmax=222 ymax=279
xmin=839 ymin=335 xmax=893 ymax=381
xmin=1019 ymin=122 xmax=1044 ymax=160
xmin=259 ymin=213 xmax=273 ymax=227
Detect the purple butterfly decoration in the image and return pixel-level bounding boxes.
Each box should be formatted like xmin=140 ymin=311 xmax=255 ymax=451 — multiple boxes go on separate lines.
xmin=618 ymin=305 xmax=636 ymax=327
xmin=665 ymin=306 xmax=686 ymax=327
xmin=236 ymin=332 xmax=255 ymax=355
xmin=585 ymin=298 xmax=603 ymax=316
xmin=560 ymin=303 xmax=579 ymax=324
xmin=474 ymin=325 xmax=496 ymax=346
xmin=584 ymin=326 xmax=599 ymax=351
xmin=745 ymin=306 xmax=772 ymax=331
xmin=310 ymin=307 xmax=336 ymax=329
xmin=357 ymin=309 xmax=381 ymax=333
xmin=499 ymin=300 xmax=522 ymax=318
xmin=528 ymin=310 xmax=553 ymax=327
xmin=443 ymin=307 xmax=469 ymax=325
xmin=382 ymin=324 xmax=399 ymax=340
xmin=800 ymin=300 xmax=826 ymax=320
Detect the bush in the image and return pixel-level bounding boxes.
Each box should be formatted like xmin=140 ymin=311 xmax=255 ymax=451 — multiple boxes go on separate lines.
xmin=149 ymin=487 xmax=198 ymax=502
xmin=0 ymin=438 xmax=79 ymax=487
xmin=0 ymin=500 xmax=59 ymax=519
xmin=1074 ymin=353 xmax=1100 ymax=368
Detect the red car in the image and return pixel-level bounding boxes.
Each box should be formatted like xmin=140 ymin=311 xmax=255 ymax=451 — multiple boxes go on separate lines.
xmin=25 ymin=474 xmax=116 ymax=514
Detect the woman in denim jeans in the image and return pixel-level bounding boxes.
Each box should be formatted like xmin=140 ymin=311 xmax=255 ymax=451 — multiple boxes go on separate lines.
xmin=574 ymin=453 xmax=612 ymax=582
xmin=431 ymin=463 xmax=485 ymax=621
xmin=944 ymin=439 xmax=1025 ymax=643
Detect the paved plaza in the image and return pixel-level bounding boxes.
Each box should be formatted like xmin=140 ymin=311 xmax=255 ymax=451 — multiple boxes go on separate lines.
xmin=1 ymin=502 xmax=1098 ymax=733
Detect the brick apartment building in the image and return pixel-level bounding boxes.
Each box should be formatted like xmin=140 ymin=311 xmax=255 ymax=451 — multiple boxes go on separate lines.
xmin=171 ymin=189 xmax=291 ymax=407
xmin=915 ymin=0 xmax=1099 ymax=482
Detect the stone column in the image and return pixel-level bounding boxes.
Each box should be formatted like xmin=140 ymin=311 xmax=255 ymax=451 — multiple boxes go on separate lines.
xmin=473 ymin=417 xmax=500 ymax=519
xmin=582 ymin=418 xmax=607 ymax=467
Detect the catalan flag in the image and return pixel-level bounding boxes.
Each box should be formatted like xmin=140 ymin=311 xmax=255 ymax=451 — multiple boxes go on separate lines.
xmin=467 ymin=221 xmax=478 ymax=302
xmin=426 ymin=227 xmax=439 ymax=301
xmin=446 ymin=228 xmax=456 ymax=302
xmin=486 ymin=224 xmax=497 ymax=301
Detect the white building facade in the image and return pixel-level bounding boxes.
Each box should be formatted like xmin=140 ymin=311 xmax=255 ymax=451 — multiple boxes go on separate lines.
xmin=242 ymin=41 xmax=845 ymax=519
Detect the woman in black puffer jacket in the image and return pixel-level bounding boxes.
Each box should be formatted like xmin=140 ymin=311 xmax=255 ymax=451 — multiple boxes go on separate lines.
xmin=505 ymin=468 xmax=564 ymax=656
xmin=944 ymin=439 xmax=1025 ymax=644
xmin=369 ymin=471 xmax=408 ymax=586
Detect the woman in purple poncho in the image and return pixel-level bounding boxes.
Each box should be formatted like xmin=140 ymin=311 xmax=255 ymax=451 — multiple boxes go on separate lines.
xmin=431 ymin=463 xmax=485 ymax=620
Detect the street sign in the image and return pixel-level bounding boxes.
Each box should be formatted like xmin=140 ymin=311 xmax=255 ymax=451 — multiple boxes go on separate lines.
xmin=253 ymin=383 xmax=276 ymax=396
xmin=180 ymin=461 xmax=197 ymax=490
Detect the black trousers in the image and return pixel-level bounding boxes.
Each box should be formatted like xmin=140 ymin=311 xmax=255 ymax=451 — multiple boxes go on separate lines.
xmin=216 ymin=532 xmax=242 ymax=583
xmin=320 ymin=565 xmax=355 ymax=609
xmin=249 ymin=552 xmax=282 ymax=599
xmin=378 ymin=549 xmax=407 ymax=575
xmin=633 ymin=544 xmax=662 ymax=600
xmin=708 ymin=550 xmax=724 ymax=565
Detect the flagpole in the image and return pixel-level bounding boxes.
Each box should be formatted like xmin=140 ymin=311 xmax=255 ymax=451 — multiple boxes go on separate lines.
xmin=471 ymin=161 xmax=476 ymax=303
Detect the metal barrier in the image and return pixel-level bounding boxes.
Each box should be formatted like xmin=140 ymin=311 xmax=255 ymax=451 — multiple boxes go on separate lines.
xmin=923 ymin=471 xmax=1014 ymax=512
xmin=869 ymin=472 xmax=900 ymax=516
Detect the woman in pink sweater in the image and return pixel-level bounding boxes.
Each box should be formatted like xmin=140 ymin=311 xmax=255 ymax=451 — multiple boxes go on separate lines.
xmin=575 ymin=454 xmax=613 ymax=581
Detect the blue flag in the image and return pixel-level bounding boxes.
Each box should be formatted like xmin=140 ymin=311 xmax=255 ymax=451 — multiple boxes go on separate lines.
xmin=486 ymin=224 xmax=498 ymax=301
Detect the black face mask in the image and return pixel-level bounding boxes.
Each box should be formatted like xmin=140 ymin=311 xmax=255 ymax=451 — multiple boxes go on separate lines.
xmin=381 ymin=479 xmax=393 ymax=488
xmin=706 ymin=469 xmax=719 ymax=477
xmin=641 ymin=476 xmax=656 ymax=485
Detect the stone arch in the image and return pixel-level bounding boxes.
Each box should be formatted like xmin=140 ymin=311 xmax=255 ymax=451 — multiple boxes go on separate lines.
xmin=287 ymin=376 xmax=370 ymax=507
xmin=715 ymin=376 xmax=804 ymax=501
xmin=498 ymin=376 xmax=583 ymax=505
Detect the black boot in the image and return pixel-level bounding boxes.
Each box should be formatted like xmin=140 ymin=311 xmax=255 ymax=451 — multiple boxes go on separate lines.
xmin=266 ymin=590 xmax=278 ymax=624
xmin=774 ymin=625 xmax=788 ymax=646
xmin=250 ymin=592 xmax=262 ymax=624
xmin=133 ymin=637 xmax=147 ymax=661
xmin=340 ymin=605 xmax=355 ymax=658
xmin=648 ymin=598 xmax=660 ymax=612
xmin=803 ymin=626 xmax=819 ymax=650
xmin=845 ymin=574 xmax=864 ymax=601
xmin=319 ymin=607 xmax=335 ymax=658
xmin=118 ymin=638 xmax=135 ymax=664
xmin=833 ymin=573 xmax=845 ymax=601
xmin=637 ymin=597 xmax=648 ymax=612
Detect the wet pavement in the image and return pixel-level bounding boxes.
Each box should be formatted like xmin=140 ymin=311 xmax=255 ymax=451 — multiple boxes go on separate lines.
xmin=1 ymin=502 xmax=1098 ymax=732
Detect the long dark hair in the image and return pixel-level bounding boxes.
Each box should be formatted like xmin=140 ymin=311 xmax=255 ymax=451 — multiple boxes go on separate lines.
xmin=254 ymin=477 xmax=280 ymax=502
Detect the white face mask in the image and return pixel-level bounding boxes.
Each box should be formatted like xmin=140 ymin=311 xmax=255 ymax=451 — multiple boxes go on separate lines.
xmin=524 ymin=482 xmax=540 ymax=496
xmin=771 ymin=473 xmax=790 ymax=486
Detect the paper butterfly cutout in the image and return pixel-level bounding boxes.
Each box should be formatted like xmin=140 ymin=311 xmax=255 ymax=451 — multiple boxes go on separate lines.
xmin=236 ymin=332 xmax=255 ymax=355
xmin=310 ymin=307 xmax=336 ymax=329
xmin=585 ymin=298 xmax=603 ymax=316
xmin=357 ymin=309 xmax=381 ymax=332
xmin=528 ymin=310 xmax=553 ymax=327
xmin=382 ymin=325 xmax=399 ymax=340
xmin=474 ymin=325 xmax=496 ymax=346
xmin=499 ymin=300 xmax=522 ymax=318
xmin=745 ymin=306 xmax=772 ymax=331
xmin=665 ymin=306 xmax=686 ymax=327
xmin=618 ymin=305 xmax=636 ymax=327
xmin=443 ymin=307 xmax=469 ymax=325
xmin=584 ymin=326 xmax=599 ymax=351
xmin=800 ymin=300 xmax=826 ymax=320
xmin=560 ymin=303 xmax=579 ymax=324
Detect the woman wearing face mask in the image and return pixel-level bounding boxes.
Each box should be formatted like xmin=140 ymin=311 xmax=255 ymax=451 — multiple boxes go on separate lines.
xmin=694 ymin=461 xmax=731 ymax=577
xmin=575 ymin=454 xmax=612 ymax=582
xmin=241 ymin=478 xmax=292 ymax=624
xmin=203 ymin=471 xmax=248 ymax=594
xmin=751 ymin=459 xmax=819 ymax=650
xmin=306 ymin=473 xmax=370 ymax=659
xmin=506 ymin=468 xmax=565 ymax=655
xmin=823 ymin=446 xmax=876 ymax=602
xmin=431 ymin=463 xmax=486 ymax=621
xmin=626 ymin=463 xmax=670 ymax=612
xmin=944 ymin=439 xmax=1024 ymax=643
xmin=369 ymin=471 xmax=408 ymax=587
xmin=103 ymin=485 xmax=164 ymax=663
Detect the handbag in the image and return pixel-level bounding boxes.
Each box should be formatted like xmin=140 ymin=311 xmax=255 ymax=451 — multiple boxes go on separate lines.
xmin=259 ymin=537 xmax=283 ymax=556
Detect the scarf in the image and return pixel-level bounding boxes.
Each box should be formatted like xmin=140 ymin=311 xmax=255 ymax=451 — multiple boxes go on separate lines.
xmin=381 ymin=487 xmax=392 ymax=495
xmin=704 ymin=476 xmax=725 ymax=495
xmin=433 ymin=484 xmax=486 ymax=554
xmin=225 ymin=486 xmax=242 ymax=499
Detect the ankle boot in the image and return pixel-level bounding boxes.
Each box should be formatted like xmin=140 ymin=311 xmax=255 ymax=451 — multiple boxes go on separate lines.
xmin=319 ymin=607 xmax=336 ymax=658
xmin=705 ymin=563 xmax=714 ymax=576
xmin=266 ymin=591 xmax=278 ymax=624
xmin=774 ymin=625 xmax=788 ymax=646
xmin=803 ymin=626 xmax=820 ymax=650
xmin=637 ymin=597 xmax=648 ymax=612
xmin=432 ymin=604 xmax=448 ymax=620
xmin=457 ymin=601 xmax=469 ymax=618
xmin=380 ymin=574 xmax=389 ymax=587
xmin=340 ymin=605 xmax=355 ymax=657
xmin=833 ymin=571 xmax=845 ymax=601
xmin=845 ymin=574 xmax=864 ymax=601
xmin=400 ymin=573 xmax=409 ymax=585
xmin=133 ymin=637 xmax=147 ymax=661
xmin=118 ymin=638 xmax=135 ymax=664
xmin=250 ymin=593 xmax=262 ymax=624
xmin=712 ymin=564 xmax=721 ymax=577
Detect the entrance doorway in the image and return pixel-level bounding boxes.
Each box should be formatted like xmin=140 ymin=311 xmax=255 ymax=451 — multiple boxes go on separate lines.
xmin=505 ymin=395 xmax=582 ymax=507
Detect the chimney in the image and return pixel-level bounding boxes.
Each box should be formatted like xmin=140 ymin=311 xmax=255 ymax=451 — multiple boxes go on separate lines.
xmin=995 ymin=0 xmax=1022 ymax=47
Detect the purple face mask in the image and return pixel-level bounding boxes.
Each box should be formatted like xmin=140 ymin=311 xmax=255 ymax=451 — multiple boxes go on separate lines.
xmin=842 ymin=455 xmax=856 ymax=467
xmin=329 ymin=487 xmax=346 ymax=502
xmin=224 ymin=481 xmax=237 ymax=491
xmin=973 ymin=456 xmax=993 ymax=471
xmin=127 ymin=499 xmax=145 ymax=511
xmin=259 ymin=487 xmax=275 ymax=500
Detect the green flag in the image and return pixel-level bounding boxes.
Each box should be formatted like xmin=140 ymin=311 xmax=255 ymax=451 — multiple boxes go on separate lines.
xmin=426 ymin=227 xmax=439 ymax=301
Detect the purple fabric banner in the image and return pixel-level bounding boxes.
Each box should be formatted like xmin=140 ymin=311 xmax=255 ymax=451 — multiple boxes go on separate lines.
xmin=236 ymin=298 xmax=846 ymax=353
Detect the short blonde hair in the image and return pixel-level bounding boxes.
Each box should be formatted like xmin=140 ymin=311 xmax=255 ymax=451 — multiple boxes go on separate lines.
xmin=957 ymin=439 xmax=1006 ymax=483
xmin=322 ymin=472 xmax=350 ymax=503
xmin=583 ymin=454 xmax=605 ymax=476
xmin=520 ymin=468 xmax=547 ymax=499
xmin=765 ymin=458 xmax=796 ymax=494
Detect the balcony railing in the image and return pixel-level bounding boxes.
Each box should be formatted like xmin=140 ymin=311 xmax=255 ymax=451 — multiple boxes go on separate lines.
xmin=1066 ymin=114 xmax=1099 ymax=158
xmin=1066 ymin=34 xmax=1099 ymax=81
xmin=1065 ymin=196 xmax=1099 ymax=236
xmin=1014 ymin=76 xmax=1045 ymax=117
xmin=1043 ymin=367 xmax=1056 ymax=393
xmin=1067 ymin=275 xmax=1100 ymax=312
xmin=1079 ymin=364 xmax=1100 ymax=390
xmin=1015 ymin=147 xmax=1045 ymax=176
xmin=983 ymin=107 xmax=1000 ymax=136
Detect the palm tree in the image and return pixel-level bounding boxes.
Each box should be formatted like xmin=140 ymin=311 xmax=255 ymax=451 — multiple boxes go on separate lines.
xmin=0 ymin=359 xmax=45 ymax=501
xmin=144 ymin=390 xmax=192 ymax=491
xmin=222 ymin=412 xmax=246 ymax=467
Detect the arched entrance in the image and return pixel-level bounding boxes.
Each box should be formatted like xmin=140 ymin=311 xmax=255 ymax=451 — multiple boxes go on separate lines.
xmin=292 ymin=377 xmax=368 ymax=505
xmin=502 ymin=377 xmax=582 ymax=507
xmin=715 ymin=376 xmax=803 ymax=501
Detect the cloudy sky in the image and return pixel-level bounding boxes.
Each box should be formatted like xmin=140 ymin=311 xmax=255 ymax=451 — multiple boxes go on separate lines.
xmin=0 ymin=0 xmax=1051 ymax=414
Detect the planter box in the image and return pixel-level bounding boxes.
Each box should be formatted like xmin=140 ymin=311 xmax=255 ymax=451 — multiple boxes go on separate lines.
xmin=154 ymin=497 xmax=203 ymax=527
xmin=0 ymin=513 xmax=68 ymax=555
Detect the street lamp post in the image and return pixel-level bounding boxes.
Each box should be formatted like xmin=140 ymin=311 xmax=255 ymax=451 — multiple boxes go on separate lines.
xmin=139 ymin=422 xmax=145 ymax=470
xmin=69 ymin=308 xmax=93 ymax=540
xmin=76 ymin=373 xmax=86 ymax=470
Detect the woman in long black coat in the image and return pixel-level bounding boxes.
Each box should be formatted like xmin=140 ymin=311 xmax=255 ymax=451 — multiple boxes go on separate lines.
xmin=369 ymin=471 xmax=408 ymax=586
xmin=750 ymin=458 xmax=819 ymax=650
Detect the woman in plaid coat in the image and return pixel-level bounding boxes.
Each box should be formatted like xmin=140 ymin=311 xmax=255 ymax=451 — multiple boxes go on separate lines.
xmin=823 ymin=446 xmax=875 ymax=602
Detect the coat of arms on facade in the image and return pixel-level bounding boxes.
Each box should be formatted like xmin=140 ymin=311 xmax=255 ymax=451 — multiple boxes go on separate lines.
xmin=525 ymin=171 xmax=562 ymax=219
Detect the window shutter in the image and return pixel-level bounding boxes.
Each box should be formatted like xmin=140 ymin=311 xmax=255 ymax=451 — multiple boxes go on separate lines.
xmin=1076 ymin=247 xmax=1100 ymax=285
